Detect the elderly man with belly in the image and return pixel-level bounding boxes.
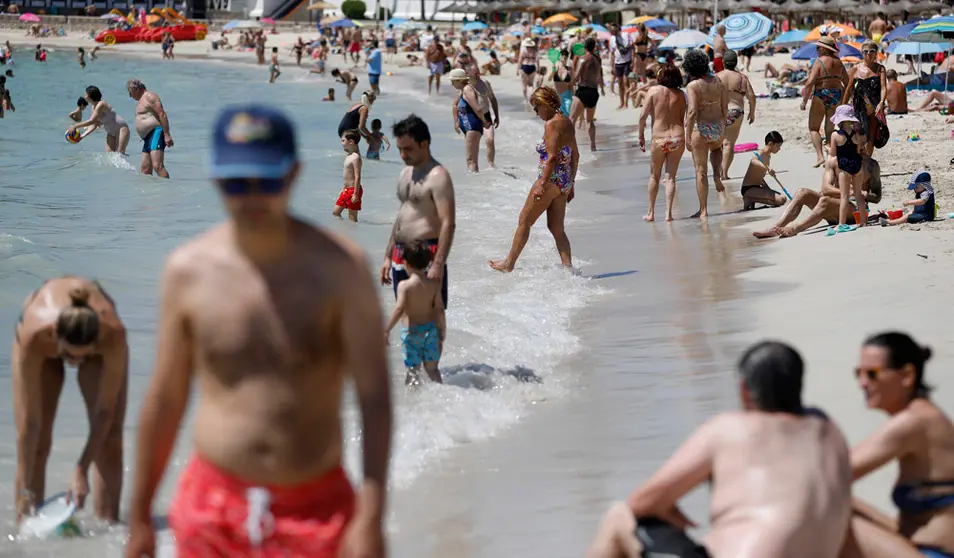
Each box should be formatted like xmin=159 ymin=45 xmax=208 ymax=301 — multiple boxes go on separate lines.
xmin=126 ymin=78 xmax=173 ymax=179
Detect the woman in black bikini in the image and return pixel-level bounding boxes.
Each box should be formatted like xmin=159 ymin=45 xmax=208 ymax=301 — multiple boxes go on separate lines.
xmin=518 ymin=37 xmax=539 ymax=104
xmin=569 ymin=37 xmax=604 ymax=151
xmin=550 ymin=48 xmax=574 ymax=116
xmin=632 ymin=23 xmax=650 ymax=83
xmin=843 ymin=332 xmax=954 ymax=558
xmin=802 ymin=37 xmax=849 ymax=167
xmin=843 ymin=40 xmax=887 ymax=157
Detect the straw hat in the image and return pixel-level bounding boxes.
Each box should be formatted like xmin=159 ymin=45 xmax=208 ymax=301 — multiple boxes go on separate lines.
xmin=522 ymin=37 xmax=535 ymax=48
xmin=830 ymin=104 xmax=859 ymax=126
xmin=448 ymin=68 xmax=469 ymax=81
xmin=815 ymin=36 xmax=838 ymax=54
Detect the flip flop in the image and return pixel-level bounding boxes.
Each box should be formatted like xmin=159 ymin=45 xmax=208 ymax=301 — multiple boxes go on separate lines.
xmin=825 ymin=226 xmax=837 ymax=237
xmin=836 ymin=224 xmax=858 ymax=233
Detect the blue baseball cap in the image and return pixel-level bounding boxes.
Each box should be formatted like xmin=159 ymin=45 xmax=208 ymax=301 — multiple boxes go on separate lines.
xmin=211 ymin=105 xmax=297 ymax=180
xmin=907 ymin=170 xmax=931 ymax=190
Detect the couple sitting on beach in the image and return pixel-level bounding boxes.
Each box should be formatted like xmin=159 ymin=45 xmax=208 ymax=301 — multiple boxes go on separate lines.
xmin=587 ymin=333 xmax=954 ymax=558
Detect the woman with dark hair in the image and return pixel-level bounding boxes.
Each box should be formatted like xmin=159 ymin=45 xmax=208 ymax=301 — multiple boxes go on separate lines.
xmin=842 ymin=332 xmax=954 ymax=558
xmin=632 ymin=23 xmax=651 ymax=82
xmin=67 ymin=85 xmax=130 ymax=155
xmin=843 ymin=40 xmax=887 ymax=157
xmin=683 ymin=49 xmax=727 ymax=219
xmin=638 ymin=64 xmax=686 ymax=222
xmin=550 ymin=48 xmax=574 ymax=116
xmin=12 ymin=277 xmax=128 ymax=523
xmin=716 ymin=50 xmax=756 ymax=180
xmin=801 ymin=36 xmax=848 ymax=167
xmin=570 ymin=37 xmax=604 ymax=151
xmin=490 ymin=86 xmax=578 ymax=272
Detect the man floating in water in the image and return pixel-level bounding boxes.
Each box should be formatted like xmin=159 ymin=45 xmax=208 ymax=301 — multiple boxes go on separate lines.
xmin=125 ymin=105 xmax=392 ymax=558
xmin=126 ymin=78 xmax=173 ymax=178
xmin=587 ymin=341 xmax=853 ymax=558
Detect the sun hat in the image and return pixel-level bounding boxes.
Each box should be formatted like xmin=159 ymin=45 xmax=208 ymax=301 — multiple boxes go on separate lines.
xmin=211 ymin=105 xmax=297 ymax=180
xmin=907 ymin=170 xmax=931 ymax=190
xmin=830 ymin=104 xmax=859 ymax=126
xmin=815 ymin=36 xmax=838 ymax=54
xmin=522 ymin=37 xmax=535 ymax=48
xmin=448 ymin=68 xmax=469 ymax=81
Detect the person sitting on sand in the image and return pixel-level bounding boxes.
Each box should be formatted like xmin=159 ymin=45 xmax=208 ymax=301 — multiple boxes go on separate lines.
xmin=741 ymin=131 xmax=788 ymax=210
xmin=841 ymin=332 xmax=954 ymax=558
xmin=628 ymin=70 xmax=657 ymax=108
xmin=879 ymin=170 xmax=935 ymax=226
xmin=885 ymin=69 xmax=908 ymax=114
xmin=400 ymin=54 xmax=422 ymax=67
xmin=914 ymin=90 xmax=953 ymax=112
xmin=481 ymin=51 xmax=501 ymax=75
xmin=586 ymin=341 xmax=853 ymax=558
xmin=753 ymin=158 xmax=881 ymax=239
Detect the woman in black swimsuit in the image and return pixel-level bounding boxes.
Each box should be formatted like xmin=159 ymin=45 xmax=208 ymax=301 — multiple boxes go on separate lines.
xmin=336 ymin=90 xmax=374 ymax=139
xmin=829 ymin=104 xmax=867 ymax=229
xmin=570 ymin=37 xmax=604 ymax=151
xmin=633 ymin=23 xmax=650 ymax=82
xmin=842 ymin=40 xmax=887 ymax=157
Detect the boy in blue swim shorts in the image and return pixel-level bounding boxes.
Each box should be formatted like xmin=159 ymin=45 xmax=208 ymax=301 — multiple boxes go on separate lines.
xmin=384 ymin=240 xmax=445 ymax=386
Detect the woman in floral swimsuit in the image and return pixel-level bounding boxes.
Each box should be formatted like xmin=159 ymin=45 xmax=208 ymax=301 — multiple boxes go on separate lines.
xmin=800 ymin=36 xmax=848 ymax=167
xmin=490 ymin=86 xmax=579 ymax=273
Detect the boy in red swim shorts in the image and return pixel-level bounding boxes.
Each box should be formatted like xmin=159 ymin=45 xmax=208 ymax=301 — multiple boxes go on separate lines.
xmin=125 ymin=105 xmax=392 ymax=558
xmin=334 ymin=129 xmax=364 ymax=222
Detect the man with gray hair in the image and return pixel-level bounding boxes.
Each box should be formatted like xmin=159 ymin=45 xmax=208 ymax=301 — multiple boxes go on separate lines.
xmin=126 ymin=78 xmax=173 ymax=179
xmin=586 ymin=341 xmax=854 ymax=558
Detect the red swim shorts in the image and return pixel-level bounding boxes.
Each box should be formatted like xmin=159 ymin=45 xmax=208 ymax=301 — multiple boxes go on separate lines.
xmin=336 ymin=186 xmax=362 ymax=211
xmin=349 ymin=41 xmax=360 ymax=53
xmin=169 ymin=456 xmax=355 ymax=558
xmin=713 ymin=57 xmax=724 ymax=73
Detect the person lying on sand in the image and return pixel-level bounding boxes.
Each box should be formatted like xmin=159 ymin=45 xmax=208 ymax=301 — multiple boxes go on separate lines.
xmin=741 ymin=131 xmax=788 ymax=210
xmin=586 ymin=341 xmax=853 ymax=558
xmin=399 ymin=54 xmax=422 ymax=67
xmin=914 ymin=90 xmax=954 ymax=112
xmin=878 ymin=170 xmax=935 ymax=226
xmin=753 ymin=157 xmax=881 ymax=239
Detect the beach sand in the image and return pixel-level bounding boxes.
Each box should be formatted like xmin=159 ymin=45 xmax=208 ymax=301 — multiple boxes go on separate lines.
xmin=3 ymin=28 xmax=953 ymax=556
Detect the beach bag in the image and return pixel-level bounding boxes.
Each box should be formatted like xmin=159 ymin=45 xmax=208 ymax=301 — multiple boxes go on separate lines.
xmin=873 ymin=111 xmax=890 ymax=149
xmin=442 ymin=59 xmax=451 ymax=74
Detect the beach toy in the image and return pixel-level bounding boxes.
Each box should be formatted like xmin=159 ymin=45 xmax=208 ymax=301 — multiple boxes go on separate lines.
xmin=948 ymin=212 xmax=954 ymax=219
xmin=571 ymin=42 xmax=585 ymax=57
xmin=19 ymin=493 xmax=80 ymax=540
xmin=386 ymin=71 xmax=393 ymax=76
xmin=65 ymin=129 xmax=81 ymax=144
xmin=547 ymin=48 xmax=560 ymax=63
xmin=908 ymin=131 xmax=920 ymax=142
xmin=887 ymin=209 xmax=904 ymax=220
xmin=733 ymin=142 xmax=758 ymax=153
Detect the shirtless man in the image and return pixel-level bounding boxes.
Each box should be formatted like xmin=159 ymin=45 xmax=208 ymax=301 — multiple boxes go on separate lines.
xmin=124 ymin=105 xmax=392 ymax=558
xmin=425 ymin=38 xmax=447 ymax=95
xmin=341 ymin=28 xmax=353 ymax=63
xmin=127 ymin=78 xmax=173 ymax=178
xmin=380 ymin=114 xmax=455 ymax=310
xmin=869 ymin=13 xmax=888 ymax=45
xmin=885 ymin=69 xmax=908 ymax=114
xmin=13 ymin=277 xmax=127 ymax=523
xmin=350 ymin=27 xmax=363 ymax=65
xmin=587 ymin=341 xmax=853 ymax=558
xmin=753 ymin=158 xmax=881 ymax=239
xmin=712 ymin=26 xmax=727 ymax=73
xmin=741 ymin=131 xmax=787 ymax=210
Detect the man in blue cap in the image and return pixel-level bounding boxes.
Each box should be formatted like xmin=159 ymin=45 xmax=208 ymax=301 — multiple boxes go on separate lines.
xmin=880 ymin=170 xmax=935 ymax=226
xmin=125 ymin=105 xmax=392 ymax=558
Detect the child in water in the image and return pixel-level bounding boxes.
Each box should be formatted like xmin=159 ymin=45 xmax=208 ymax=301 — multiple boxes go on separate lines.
xmin=68 ymin=96 xmax=88 ymax=121
xmin=77 ymin=47 xmax=85 ymax=68
xmin=384 ymin=240 xmax=445 ymax=386
xmin=333 ymin=129 xmax=363 ymax=222
xmin=268 ymin=47 xmax=281 ymax=83
xmin=366 ymin=118 xmax=390 ymax=160
xmin=323 ymin=88 xmax=335 ymax=101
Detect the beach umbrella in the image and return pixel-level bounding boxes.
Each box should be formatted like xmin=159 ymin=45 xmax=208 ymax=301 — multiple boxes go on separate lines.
xmin=886 ymin=40 xmax=951 ymax=55
xmin=772 ymin=29 xmax=808 ymax=47
xmin=542 ymin=12 xmax=577 ymax=26
xmin=629 ymin=15 xmax=655 ymax=25
xmin=909 ymin=16 xmax=954 ymax=43
xmin=791 ymin=40 xmax=861 ymax=60
xmin=804 ymin=23 xmax=862 ymax=42
xmin=882 ymin=20 xmax=923 ymax=43
xmin=660 ymin=29 xmax=708 ymax=49
xmin=644 ymin=18 xmax=677 ymax=30
xmin=584 ymin=23 xmax=609 ymax=33
xmin=708 ymin=12 xmax=773 ymax=51
xmin=384 ymin=16 xmax=406 ymax=25
xmin=320 ymin=14 xmax=344 ymax=25
xmin=306 ymin=1 xmax=339 ymax=9
xmin=328 ymin=17 xmax=356 ymax=27
xmin=531 ymin=25 xmax=546 ymax=34
xmin=100 ymin=12 xmax=125 ymax=20
xmin=18 ymin=13 xmax=40 ymax=22
xmin=461 ymin=21 xmax=487 ymax=31
xmin=223 ymin=19 xmax=261 ymax=30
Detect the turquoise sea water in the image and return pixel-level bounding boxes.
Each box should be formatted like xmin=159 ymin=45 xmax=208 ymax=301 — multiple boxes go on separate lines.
xmin=0 ymin=49 xmax=599 ymax=555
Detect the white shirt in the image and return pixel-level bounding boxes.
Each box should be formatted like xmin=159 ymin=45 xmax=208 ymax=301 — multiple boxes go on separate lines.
xmin=420 ymin=33 xmax=434 ymax=50
xmin=610 ymin=34 xmax=632 ymax=65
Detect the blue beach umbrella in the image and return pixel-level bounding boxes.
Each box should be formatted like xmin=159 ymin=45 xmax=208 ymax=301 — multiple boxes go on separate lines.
xmin=910 ymin=16 xmax=954 ymax=42
xmin=886 ymin=41 xmax=951 ymax=55
xmin=530 ymin=25 xmax=546 ymax=35
xmin=584 ymin=23 xmax=609 ymax=33
xmin=461 ymin=21 xmax=487 ymax=32
xmin=772 ymin=29 xmax=808 ymax=47
xmin=328 ymin=18 xmax=356 ymax=28
xmin=222 ymin=19 xmax=242 ymax=30
xmin=791 ymin=40 xmax=861 ymax=60
xmin=882 ymin=20 xmax=924 ymax=43
xmin=709 ymin=12 xmax=773 ymax=51
xmin=644 ymin=18 xmax=677 ymax=31
xmin=385 ymin=17 xmax=407 ymax=27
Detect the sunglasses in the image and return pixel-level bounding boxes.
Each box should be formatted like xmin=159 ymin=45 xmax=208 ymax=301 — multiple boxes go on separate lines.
xmin=219 ymin=177 xmax=286 ymax=196
xmin=863 ymin=50 xmax=877 ymax=55
xmin=854 ymin=367 xmax=887 ymax=381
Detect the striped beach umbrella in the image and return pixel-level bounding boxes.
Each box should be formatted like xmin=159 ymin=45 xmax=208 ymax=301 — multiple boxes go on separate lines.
xmin=708 ymin=12 xmax=773 ymax=51
xmin=909 ymin=16 xmax=954 ymax=42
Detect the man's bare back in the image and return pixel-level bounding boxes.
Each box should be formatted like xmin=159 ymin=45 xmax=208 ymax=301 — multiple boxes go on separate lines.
xmin=705 ymin=412 xmax=851 ymax=557
xmin=714 ymin=35 xmax=727 ymax=58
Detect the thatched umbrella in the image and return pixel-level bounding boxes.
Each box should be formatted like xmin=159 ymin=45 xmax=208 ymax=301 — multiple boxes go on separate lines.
xmin=908 ymin=1 xmax=948 ymax=14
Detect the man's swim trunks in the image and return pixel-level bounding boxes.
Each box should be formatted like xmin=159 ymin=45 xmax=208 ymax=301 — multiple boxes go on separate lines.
xmin=335 ymin=186 xmax=362 ymax=211
xmin=366 ymin=150 xmax=380 ymax=160
xmin=169 ymin=456 xmax=355 ymax=558
xmin=713 ymin=57 xmax=724 ymax=73
xmin=635 ymin=517 xmax=710 ymax=558
xmin=391 ymin=238 xmax=447 ymax=308
xmin=402 ymin=321 xmax=441 ymax=368
xmin=142 ymin=126 xmax=166 ymax=153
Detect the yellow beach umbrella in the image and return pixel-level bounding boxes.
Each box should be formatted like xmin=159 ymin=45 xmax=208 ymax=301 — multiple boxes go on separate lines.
xmin=628 ymin=15 xmax=655 ymax=25
xmin=542 ymin=13 xmax=577 ymax=26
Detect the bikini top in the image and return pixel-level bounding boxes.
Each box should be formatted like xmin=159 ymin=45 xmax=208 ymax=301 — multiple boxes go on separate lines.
xmin=554 ymin=67 xmax=572 ymax=82
xmin=892 ymin=481 xmax=954 ymax=515
xmin=814 ymin=58 xmax=843 ymax=83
